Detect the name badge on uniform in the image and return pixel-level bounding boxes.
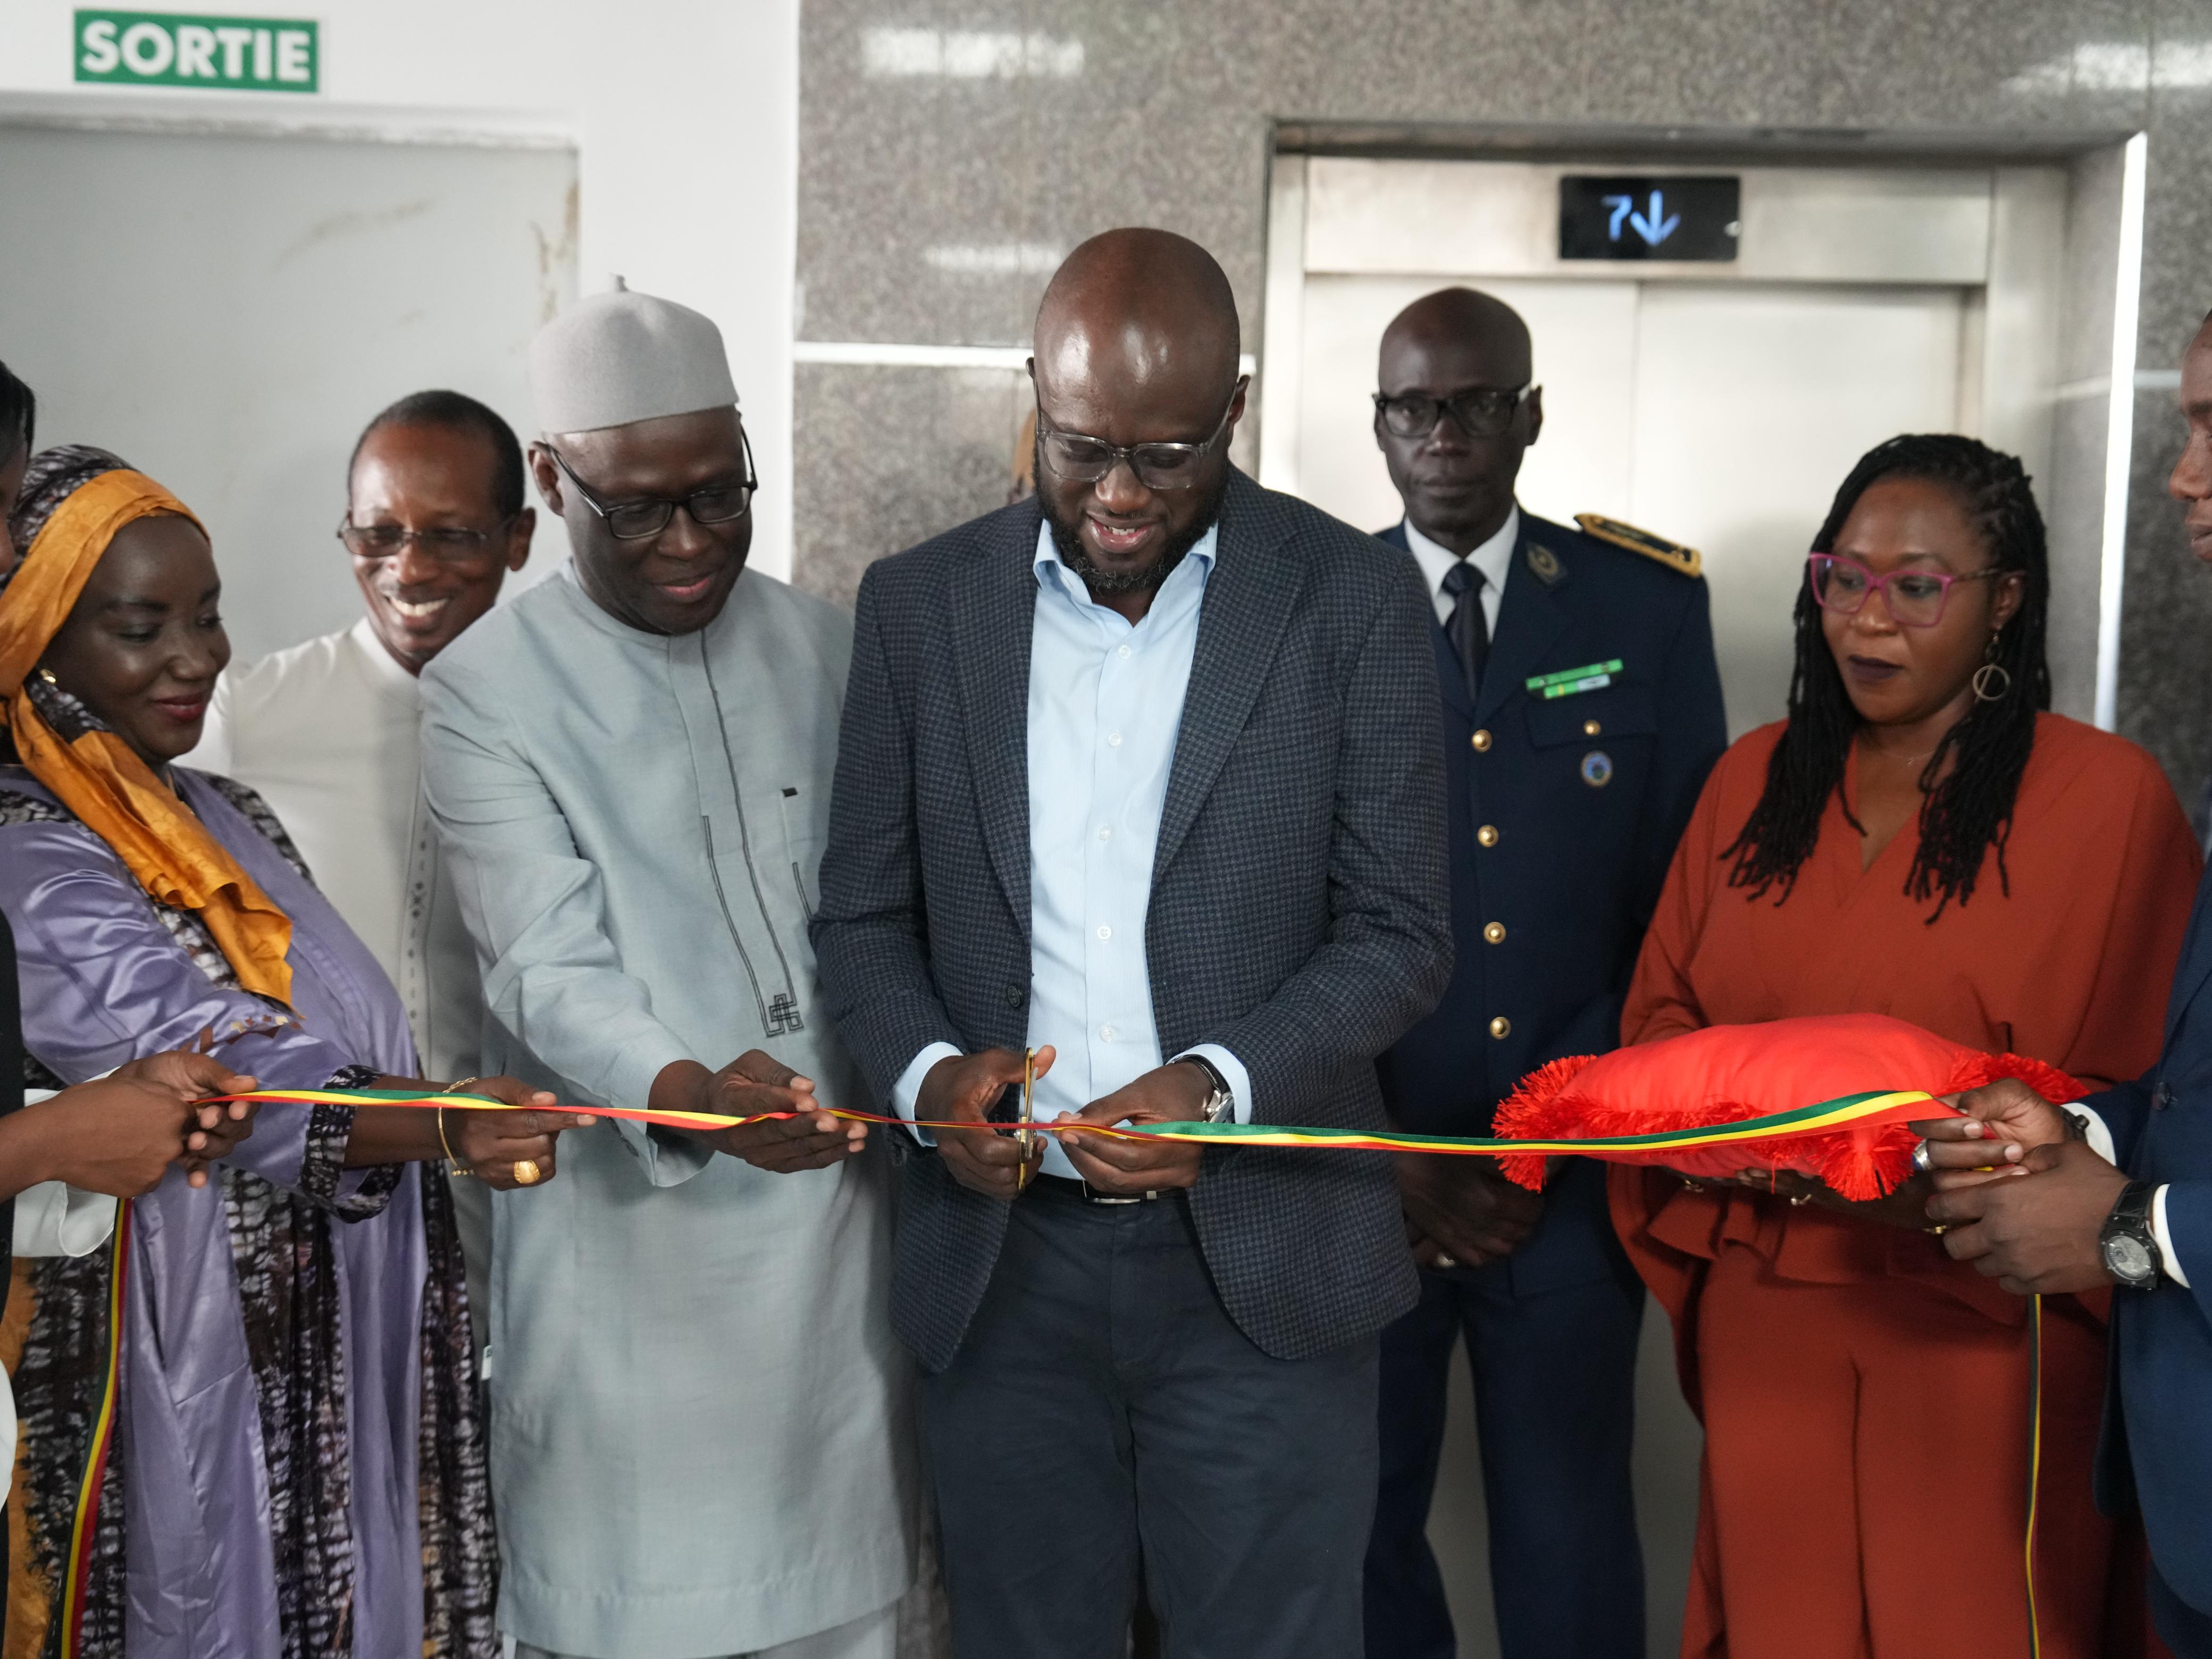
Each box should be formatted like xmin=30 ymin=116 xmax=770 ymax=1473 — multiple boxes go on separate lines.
xmin=1526 ymin=659 xmax=1623 ymax=700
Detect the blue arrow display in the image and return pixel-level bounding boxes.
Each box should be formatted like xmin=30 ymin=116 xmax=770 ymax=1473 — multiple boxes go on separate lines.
xmin=1603 ymin=190 xmax=1681 ymax=247
xmin=1561 ymin=175 xmax=1739 ymax=263
xmin=1628 ymin=190 xmax=1681 ymax=246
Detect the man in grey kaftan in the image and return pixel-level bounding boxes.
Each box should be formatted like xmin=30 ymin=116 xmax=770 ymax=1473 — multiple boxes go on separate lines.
xmin=418 ymin=289 xmax=915 ymax=1659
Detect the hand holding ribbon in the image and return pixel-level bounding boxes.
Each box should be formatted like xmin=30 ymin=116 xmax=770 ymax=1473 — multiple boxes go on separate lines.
xmin=112 ymin=1043 xmax=262 ymax=1186
xmin=1057 ymin=1060 xmax=1214 ymax=1195
xmin=1916 ymin=1078 xmax=2075 ymax=1192
xmin=919 ymin=1046 xmax=1054 ymax=1199
xmin=658 ymin=1050 xmax=867 ymax=1172
xmin=343 ymin=1075 xmax=595 ymax=1191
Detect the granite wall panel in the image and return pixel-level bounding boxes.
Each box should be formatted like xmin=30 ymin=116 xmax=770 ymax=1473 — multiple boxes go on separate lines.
xmin=798 ymin=0 xmax=2212 ymax=804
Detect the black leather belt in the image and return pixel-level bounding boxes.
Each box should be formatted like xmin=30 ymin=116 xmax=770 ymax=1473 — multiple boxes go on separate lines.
xmin=1030 ymin=1172 xmax=1162 ymax=1206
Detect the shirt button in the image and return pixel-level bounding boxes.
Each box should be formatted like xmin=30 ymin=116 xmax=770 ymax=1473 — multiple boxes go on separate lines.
xmin=1477 ymin=824 xmax=1499 ymax=848
xmin=1100 ymin=1024 xmax=1117 ymax=1041
xmin=1583 ymin=719 xmax=1602 ymax=737
xmin=1471 ymin=730 xmax=1492 ymax=752
xmin=1484 ymin=921 xmax=1506 ymax=944
xmin=1489 ymin=1016 xmax=1512 ymax=1040
xmin=1097 ymin=925 xmax=1112 ymax=940
xmin=1098 ymin=826 xmax=1112 ymax=840
xmin=1117 ymin=644 xmax=1132 ymax=659
xmin=1108 ymin=732 xmax=1123 ymax=748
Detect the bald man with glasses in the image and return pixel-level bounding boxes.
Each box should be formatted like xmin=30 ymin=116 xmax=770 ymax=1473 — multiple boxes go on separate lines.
xmin=813 ymin=229 xmax=1453 ymax=1658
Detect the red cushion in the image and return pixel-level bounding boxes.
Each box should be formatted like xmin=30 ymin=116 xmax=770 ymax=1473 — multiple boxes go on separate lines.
xmin=1490 ymin=1012 xmax=2083 ymax=1199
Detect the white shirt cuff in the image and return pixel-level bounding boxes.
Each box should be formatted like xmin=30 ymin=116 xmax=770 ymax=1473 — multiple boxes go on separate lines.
xmin=1175 ymin=1044 xmax=1254 ymax=1123
xmin=892 ymin=1043 xmax=961 ymax=1146
xmin=2069 ymin=1103 xmax=2190 ymax=1288
xmin=12 ymin=1182 xmax=119 ymax=1259
xmin=2069 ymin=1102 xmax=2118 ymax=1167
xmin=2154 ymin=1185 xmax=2191 ymax=1289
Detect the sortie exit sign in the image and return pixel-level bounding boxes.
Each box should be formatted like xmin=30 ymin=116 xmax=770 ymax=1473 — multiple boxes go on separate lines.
xmin=75 ymin=12 xmax=320 ymax=93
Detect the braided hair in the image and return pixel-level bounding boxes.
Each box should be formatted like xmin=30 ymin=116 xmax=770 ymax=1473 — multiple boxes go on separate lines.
xmin=1722 ymin=433 xmax=2051 ymax=919
xmin=0 ymin=360 xmax=32 ymax=464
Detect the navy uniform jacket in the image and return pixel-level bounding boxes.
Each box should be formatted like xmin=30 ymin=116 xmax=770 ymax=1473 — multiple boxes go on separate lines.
xmin=1375 ymin=510 xmax=1725 ymax=1294
xmin=2090 ymin=862 xmax=2212 ymax=1612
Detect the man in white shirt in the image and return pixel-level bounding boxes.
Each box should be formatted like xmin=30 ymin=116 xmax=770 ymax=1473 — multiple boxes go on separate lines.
xmin=185 ymin=389 xmax=535 ymax=1344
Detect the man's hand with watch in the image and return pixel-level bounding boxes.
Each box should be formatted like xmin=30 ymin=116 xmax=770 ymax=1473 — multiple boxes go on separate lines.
xmin=1924 ymin=1080 xmax=2185 ymax=1295
xmin=1055 ymin=1054 xmax=1238 ymax=1197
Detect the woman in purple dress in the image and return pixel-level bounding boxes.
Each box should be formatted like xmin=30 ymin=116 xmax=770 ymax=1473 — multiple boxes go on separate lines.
xmin=0 ymin=446 xmax=590 ymax=1659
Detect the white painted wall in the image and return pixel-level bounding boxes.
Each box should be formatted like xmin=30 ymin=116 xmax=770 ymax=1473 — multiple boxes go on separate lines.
xmin=0 ymin=0 xmax=802 ymax=584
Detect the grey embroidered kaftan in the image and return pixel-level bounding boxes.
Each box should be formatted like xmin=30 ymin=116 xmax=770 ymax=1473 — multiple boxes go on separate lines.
xmin=420 ymin=566 xmax=915 ymax=1658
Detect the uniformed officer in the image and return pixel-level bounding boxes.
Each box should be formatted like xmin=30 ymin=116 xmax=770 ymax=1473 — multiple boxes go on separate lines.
xmin=1362 ymin=287 xmax=1727 ymax=1659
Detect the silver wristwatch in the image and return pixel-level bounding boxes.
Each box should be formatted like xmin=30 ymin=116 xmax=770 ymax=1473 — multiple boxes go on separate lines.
xmin=2100 ymin=1181 xmax=2165 ymax=1289
xmin=1180 ymin=1054 xmax=1236 ymax=1123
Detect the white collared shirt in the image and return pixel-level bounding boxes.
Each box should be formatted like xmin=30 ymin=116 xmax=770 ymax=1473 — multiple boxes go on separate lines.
xmin=185 ymin=617 xmax=482 ymax=1079
xmin=1401 ymin=504 xmax=1520 ymax=635
xmin=892 ymin=521 xmax=1252 ymax=1175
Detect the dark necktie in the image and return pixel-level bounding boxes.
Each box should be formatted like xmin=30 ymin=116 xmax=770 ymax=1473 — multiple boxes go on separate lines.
xmin=1440 ymin=560 xmax=1490 ymax=697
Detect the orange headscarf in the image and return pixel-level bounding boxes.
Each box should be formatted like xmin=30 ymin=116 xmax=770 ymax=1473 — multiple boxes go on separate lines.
xmin=0 ymin=468 xmax=293 ymax=1002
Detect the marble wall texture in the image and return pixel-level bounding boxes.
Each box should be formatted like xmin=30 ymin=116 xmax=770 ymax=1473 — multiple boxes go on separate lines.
xmin=792 ymin=0 xmax=2212 ymax=805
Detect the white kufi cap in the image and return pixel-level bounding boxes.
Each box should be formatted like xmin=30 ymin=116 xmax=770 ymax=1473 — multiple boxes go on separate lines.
xmin=529 ymin=285 xmax=739 ymax=434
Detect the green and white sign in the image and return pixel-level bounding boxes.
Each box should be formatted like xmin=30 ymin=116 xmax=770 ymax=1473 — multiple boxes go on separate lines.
xmin=75 ymin=11 xmax=319 ymax=93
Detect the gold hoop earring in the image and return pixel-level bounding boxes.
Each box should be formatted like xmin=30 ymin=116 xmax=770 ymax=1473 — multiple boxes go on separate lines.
xmin=1971 ymin=632 xmax=2012 ymax=703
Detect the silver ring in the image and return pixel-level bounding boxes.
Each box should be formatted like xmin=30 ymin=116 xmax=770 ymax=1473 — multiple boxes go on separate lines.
xmin=1432 ymin=1253 xmax=1457 ymax=1271
xmin=1911 ymin=1139 xmax=1933 ymax=1176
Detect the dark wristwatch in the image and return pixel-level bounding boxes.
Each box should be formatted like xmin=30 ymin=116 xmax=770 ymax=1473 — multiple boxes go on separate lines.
xmin=1179 ymin=1054 xmax=1237 ymax=1124
xmin=2100 ymin=1180 xmax=2166 ymax=1289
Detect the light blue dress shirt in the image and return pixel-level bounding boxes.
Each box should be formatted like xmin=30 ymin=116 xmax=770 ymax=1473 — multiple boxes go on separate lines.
xmin=894 ymin=520 xmax=1252 ymax=1178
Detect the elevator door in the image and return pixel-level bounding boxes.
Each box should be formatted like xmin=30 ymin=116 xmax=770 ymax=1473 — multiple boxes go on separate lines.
xmin=1293 ymin=274 xmax=1968 ymax=735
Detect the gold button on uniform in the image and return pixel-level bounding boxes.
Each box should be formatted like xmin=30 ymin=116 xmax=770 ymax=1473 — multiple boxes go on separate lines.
xmin=1583 ymin=718 xmax=1602 ymax=736
xmin=1471 ymin=729 xmax=1492 ymax=751
xmin=1477 ymin=824 xmax=1499 ymax=848
xmin=1489 ymin=1016 xmax=1512 ymax=1040
xmin=1483 ymin=921 xmax=1507 ymax=944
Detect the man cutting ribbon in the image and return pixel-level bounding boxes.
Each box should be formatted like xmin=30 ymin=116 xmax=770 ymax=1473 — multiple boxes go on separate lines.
xmin=811 ymin=228 xmax=1454 ymax=1658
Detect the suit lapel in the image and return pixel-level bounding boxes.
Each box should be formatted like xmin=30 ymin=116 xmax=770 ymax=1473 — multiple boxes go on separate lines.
xmin=1154 ymin=474 xmax=1305 ymax=879
xmin=1473 ymin=519 xmax=1573 ymax=727
xmin=952 ymin=509 xmax=1042 ymax=941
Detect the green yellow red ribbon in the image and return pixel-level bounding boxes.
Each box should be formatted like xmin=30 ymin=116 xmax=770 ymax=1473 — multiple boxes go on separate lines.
xmin=205 ymin=1085 xmax=1950 ymax=1160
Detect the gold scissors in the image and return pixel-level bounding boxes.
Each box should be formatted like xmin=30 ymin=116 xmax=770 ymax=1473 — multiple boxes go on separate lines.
xmin=1016 ymin=1045 xmax=1038 ymax=1193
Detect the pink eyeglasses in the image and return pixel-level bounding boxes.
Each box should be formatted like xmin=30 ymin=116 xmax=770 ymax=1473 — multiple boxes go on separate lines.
xmin=1805 ymin=552 xmax=2003 ymax=629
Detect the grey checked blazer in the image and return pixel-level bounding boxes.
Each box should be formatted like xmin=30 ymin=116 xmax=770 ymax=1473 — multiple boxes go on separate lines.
xmin=811 ymin=468 xmax=1453 ymax=1369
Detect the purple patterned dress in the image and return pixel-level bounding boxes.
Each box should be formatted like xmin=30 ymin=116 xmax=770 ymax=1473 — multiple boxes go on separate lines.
xmin=0 ymin=761 xmax=493 ymax=1659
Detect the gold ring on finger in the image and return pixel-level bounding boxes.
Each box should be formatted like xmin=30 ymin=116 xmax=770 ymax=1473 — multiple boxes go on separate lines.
xmin=512 ymin=1158 xmax=542 ymax=1187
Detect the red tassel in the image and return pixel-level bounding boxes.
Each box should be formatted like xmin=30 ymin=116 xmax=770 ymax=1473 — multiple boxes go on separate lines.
xmin=1945 ymin=1052 xmax=2090 ymax=1107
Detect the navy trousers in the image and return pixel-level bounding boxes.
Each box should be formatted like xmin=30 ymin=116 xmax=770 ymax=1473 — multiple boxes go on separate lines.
xmin=1363 ymin=1203 xmax=1646 ymax=1659
xmin=920 ymin=1182 xmax=1380 ymax=1659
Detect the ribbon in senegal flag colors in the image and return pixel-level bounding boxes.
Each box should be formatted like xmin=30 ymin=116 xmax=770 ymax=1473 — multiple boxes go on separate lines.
xmin=197 ymin=1083 xmax=1955 ymax=1191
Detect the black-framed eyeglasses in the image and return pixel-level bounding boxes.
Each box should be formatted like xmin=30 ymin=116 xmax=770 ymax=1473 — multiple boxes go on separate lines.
xmin=1805 ymin=551 xmax=2005 ymax=629
xmin=1372 ymin=382 xmax=1537 ymax=441
xmin=546 ymin=432 xmax=758 ymax=540
xmin=338 ymin=515 xmax=517 ymax=563
xmin=1036 ymin=380 xmax=1243 ymax=491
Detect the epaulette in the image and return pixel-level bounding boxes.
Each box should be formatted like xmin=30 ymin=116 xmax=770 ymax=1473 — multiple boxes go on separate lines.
xmin=1575 ymin=513 xmax=1702 ymax=579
